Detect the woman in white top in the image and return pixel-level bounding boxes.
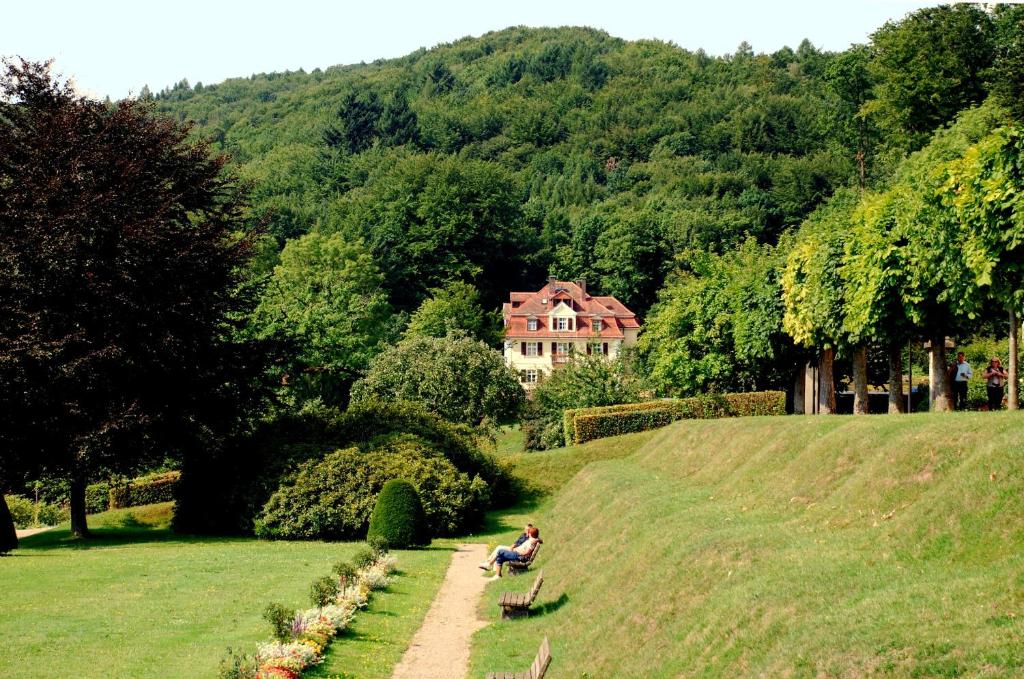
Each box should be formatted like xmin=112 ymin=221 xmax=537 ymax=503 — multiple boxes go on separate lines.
xmin=983 ymin=357 xmax=1009 ymax=411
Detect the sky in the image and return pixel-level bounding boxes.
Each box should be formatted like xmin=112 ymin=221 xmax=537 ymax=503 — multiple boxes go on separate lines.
xmin=2 ymin=0 xmax=944 ymax=100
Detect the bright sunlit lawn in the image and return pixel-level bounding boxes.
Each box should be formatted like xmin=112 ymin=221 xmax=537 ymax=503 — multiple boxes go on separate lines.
xmin=0 ymin=503 xmax=450 ymax=679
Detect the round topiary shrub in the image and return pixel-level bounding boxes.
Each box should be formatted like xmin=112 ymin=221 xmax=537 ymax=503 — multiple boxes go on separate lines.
xmin=367 ymin=479 xmax=429 ymax=549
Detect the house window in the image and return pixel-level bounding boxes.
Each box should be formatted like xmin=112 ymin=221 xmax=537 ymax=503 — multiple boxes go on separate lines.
xmin=557 ymin=342 xmax=571 ymax=355
xmin=593 ymin=319 xmax=602 ymax=332
xmin=527 ymin=318 xmax=538 ymax=331
xmin=556 ymin=317 xmax=569 ymax=331
xmin=526 ymin=342 xmax=539 ymax=357
xmin=522 ymin=369 xmax=538 ymax=384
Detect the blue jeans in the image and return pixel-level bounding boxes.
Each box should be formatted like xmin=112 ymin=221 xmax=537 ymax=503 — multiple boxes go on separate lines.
xmin=495 ymin=549 xmax=524 ymax=566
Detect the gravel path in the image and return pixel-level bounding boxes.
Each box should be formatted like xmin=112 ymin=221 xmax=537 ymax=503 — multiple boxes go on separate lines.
xmin=15 ymin=527 xmax=51 ymax=539
xmin=391 ymin=543 xmax=490 ymax=679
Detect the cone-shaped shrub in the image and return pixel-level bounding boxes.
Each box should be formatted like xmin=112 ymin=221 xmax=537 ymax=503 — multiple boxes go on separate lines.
xmin=0 ymin=496 xmax=18 ymax=555
xmin=367 ymin=479 xmax=429 ymax=548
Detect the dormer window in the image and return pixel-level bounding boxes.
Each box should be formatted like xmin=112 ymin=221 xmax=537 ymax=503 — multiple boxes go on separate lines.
xmin=593 ymin=319 xmax=603 ymax=332
xmin=556 ymin=318 xmax=569 ymax=331
xmin=527 ymin=318 xmax=538 ymax=331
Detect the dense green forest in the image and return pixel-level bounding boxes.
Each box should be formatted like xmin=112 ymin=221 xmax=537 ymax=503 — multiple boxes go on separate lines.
xmin=147 ymin=5 xmax=1024 ymax=404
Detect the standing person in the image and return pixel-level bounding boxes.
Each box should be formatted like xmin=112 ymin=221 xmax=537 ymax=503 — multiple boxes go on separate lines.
xmin=953 ymin=352 xmax=973 ymax=410
xmin=983 ymin=357 xmax=1009 ymax=411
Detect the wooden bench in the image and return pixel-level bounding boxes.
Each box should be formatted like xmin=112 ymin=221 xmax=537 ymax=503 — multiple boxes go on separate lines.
xmin=486 ymin=636 xmax=551 ymax=679
xmin=506 ymin=542 xmax=541 ymax=576
xmin=498 ymin=570 xmax=543 ymax=619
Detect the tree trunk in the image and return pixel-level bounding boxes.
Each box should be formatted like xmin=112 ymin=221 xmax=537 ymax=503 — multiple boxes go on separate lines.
xmin=928 ymin=334 xmax=953 ymax=412
xmin=0 ymin=494 xmax=17 ymax=554
xmin=69 ymin=471 xmax=89 ymax=538
xmin=1009 ymin=307 xmax=1019 ymax=411
xmin=793 ymin=366 xmax=806 ymax=415
xmin=852 ymin=345 xmax=870 ymax=415
xmin=818 ymin=348 xmax=837 ymax=415
xmin=887 ymin=343 xmax=905 ymax=414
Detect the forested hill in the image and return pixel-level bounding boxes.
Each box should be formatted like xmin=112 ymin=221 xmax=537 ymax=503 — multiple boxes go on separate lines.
xmin=152 ymin=26 xmax=865 ymax=314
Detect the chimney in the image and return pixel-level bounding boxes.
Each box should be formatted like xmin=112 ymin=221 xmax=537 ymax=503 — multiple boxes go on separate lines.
xmin=577 ymin=278 xmax=587 ymax=297
xmin=548 ymin=275 xmax=556 ymax=293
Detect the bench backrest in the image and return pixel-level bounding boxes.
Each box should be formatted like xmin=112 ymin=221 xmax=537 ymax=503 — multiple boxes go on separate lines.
xmin=528 ymin=637 xmax=552 ymax=679
xmin=525 ymin=542 xmax=541 ymax=564
xmin=528 ymin=571 xmax=544 ymax=604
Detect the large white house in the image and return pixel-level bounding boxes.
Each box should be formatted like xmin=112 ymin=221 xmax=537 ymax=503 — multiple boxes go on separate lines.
xmin=502 ymin=277 xmax=640 ymax=388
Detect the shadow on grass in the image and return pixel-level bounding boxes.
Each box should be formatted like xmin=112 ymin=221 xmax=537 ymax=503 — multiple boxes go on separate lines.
xmin=18 ymin=526 xmax=256 ymax=551
xmin=533 ymin=592 xmax=569 ymax=617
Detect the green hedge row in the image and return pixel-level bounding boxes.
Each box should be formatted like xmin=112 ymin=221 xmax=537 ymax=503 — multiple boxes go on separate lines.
xmin=564 ymin=391 xmax=786 ymax=445
xmin=109 ymin=471 xmax=180 ymax=509
xmin=84 ymin=472 xmax=180 ymax=513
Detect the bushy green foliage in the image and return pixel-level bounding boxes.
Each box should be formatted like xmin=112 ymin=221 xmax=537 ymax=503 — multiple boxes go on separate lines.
xmin=404 ymin=281 xmax=503 ymax=346
xmin=173 ymin=400 xmax=511 ymax=535
xmin=565 ymin=391 xmax=787 ymax=445
xmin=251 ymin=232 xmax=395 ymax=406
xmin=309 ymin=575 xmax=339 ymax=609
xmin=352 ymin=332 xmax=524 ymax=428
xmin=367 ymin=535 xmax=390 ymax=558
xmin=109 ymin=472 xmax=180 ymax=510
xmin=4 ymin=494 xmax=70 ymax=529
xmin=351 ymin=546 xmax=376 ymax=570
xmin=218 ymin=648 xmax=259 ymax=679
xmin=85 ymin=482 xmax=110 ymax=514
xmin=253 ymin=433 xmax=489 ymax=540
xmin=262 ymin=602 xmax=294 ymax=643
xmin=367 ymin=480 xmax=430 ymax=549
xmin=639 ymin=240 xmax=795 ymax=397
xmin=524 ymin=355 xmax=639 ymax=450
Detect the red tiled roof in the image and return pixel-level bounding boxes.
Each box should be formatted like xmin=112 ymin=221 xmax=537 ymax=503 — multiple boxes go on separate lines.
xmin=503 ymin=280 xmax=639 ymax=339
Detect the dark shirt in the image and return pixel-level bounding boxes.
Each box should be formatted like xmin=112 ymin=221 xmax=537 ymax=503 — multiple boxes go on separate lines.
xmin=512 ymin=533 xmax=528 ymax=548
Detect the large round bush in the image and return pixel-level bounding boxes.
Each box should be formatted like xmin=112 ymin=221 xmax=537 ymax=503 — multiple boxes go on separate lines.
xmin=253 ymin=434 xmax=488 ymax=540
xmin=367 ymin=479 xmax=429 ymax=548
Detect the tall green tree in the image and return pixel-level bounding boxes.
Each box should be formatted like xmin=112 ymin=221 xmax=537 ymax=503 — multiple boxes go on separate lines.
xmin=403 ymin=281 xmax=502 ymax=347
xmin=335 ymin=153 xmax=532 ymax=310
xmin=639 ymin=240 xmax=794 ymax=398
xmin=252 ymin=232 xmax=393 ymax=405
xmin=0 ymin=61 xmax=265 ymax=536
xmin=782 ymin=190 xmax=860 ymax=414
xmin=866 ymin=4 xmax=994 ymax=151
xmin=943 ymin=126 xmax=1024 ymax=409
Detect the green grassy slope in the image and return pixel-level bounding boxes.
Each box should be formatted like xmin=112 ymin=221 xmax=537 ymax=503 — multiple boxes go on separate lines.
xmin=0 ymin=503 xmax=450 ymax=679
xmin=471 ymin=413 xmax=1024 ymax=678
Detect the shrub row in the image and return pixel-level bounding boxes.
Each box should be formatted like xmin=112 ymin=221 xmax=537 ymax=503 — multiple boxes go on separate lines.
xmin=219 ymin=543 xmax=397 ymax=679
xmin=564 ymin=391 xmax=787 ymax=445
xmin=4 ymin=494 xmax=69 ymax=529
xmin=109 ymin=471 xmax=180 ymax=509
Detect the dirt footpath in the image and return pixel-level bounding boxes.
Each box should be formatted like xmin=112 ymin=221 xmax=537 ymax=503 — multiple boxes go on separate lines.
xmin=391 ymin=543 xmax=490 ymax=679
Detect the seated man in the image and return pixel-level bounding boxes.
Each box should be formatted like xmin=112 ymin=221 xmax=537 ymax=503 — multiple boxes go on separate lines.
xmin=479 ymin=526 xmax=540 ymax=578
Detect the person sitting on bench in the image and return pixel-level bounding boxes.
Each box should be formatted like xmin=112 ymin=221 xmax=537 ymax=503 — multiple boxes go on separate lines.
xmin=479 ymin=525 xmax=540 ymax=577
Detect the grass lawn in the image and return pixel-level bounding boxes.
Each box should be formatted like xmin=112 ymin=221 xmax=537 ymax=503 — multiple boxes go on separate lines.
xmin=0 ymin=503 xmax=450 ymax=679
xmin=470 ymin=412 xmax=1024 ymax=678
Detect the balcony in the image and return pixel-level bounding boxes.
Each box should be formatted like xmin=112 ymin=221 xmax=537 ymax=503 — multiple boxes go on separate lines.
xmin=552 ymin=352 xmax=571 ymax=365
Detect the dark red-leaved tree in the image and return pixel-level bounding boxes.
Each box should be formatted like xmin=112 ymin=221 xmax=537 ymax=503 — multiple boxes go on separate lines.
xmin=0 ymin=60 xmax=267 ymax=537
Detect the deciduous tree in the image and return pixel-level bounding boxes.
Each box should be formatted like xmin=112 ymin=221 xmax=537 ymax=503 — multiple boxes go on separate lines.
xmin=0 ymin=61 xmax=264 ymax=536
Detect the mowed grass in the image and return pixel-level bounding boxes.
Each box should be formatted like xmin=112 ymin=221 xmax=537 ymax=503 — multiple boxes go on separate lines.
xmin=0 ymin=503 xmax=450 ymax=679
xmin=471 ymin=412 xmax=1024 ymax=678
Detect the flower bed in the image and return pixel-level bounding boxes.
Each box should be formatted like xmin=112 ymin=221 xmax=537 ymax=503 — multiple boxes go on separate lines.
xmin=219 ymin=543 xmax=398 ymax=679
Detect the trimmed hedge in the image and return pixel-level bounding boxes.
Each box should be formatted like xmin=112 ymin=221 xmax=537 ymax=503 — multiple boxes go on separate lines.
xmin=109 ymin=471 xmax=180 ymax=509
xmin=565 ymin=391 xmax=786 ymax=445
xmin=367 ymin=479 xmax=430 ymax=548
